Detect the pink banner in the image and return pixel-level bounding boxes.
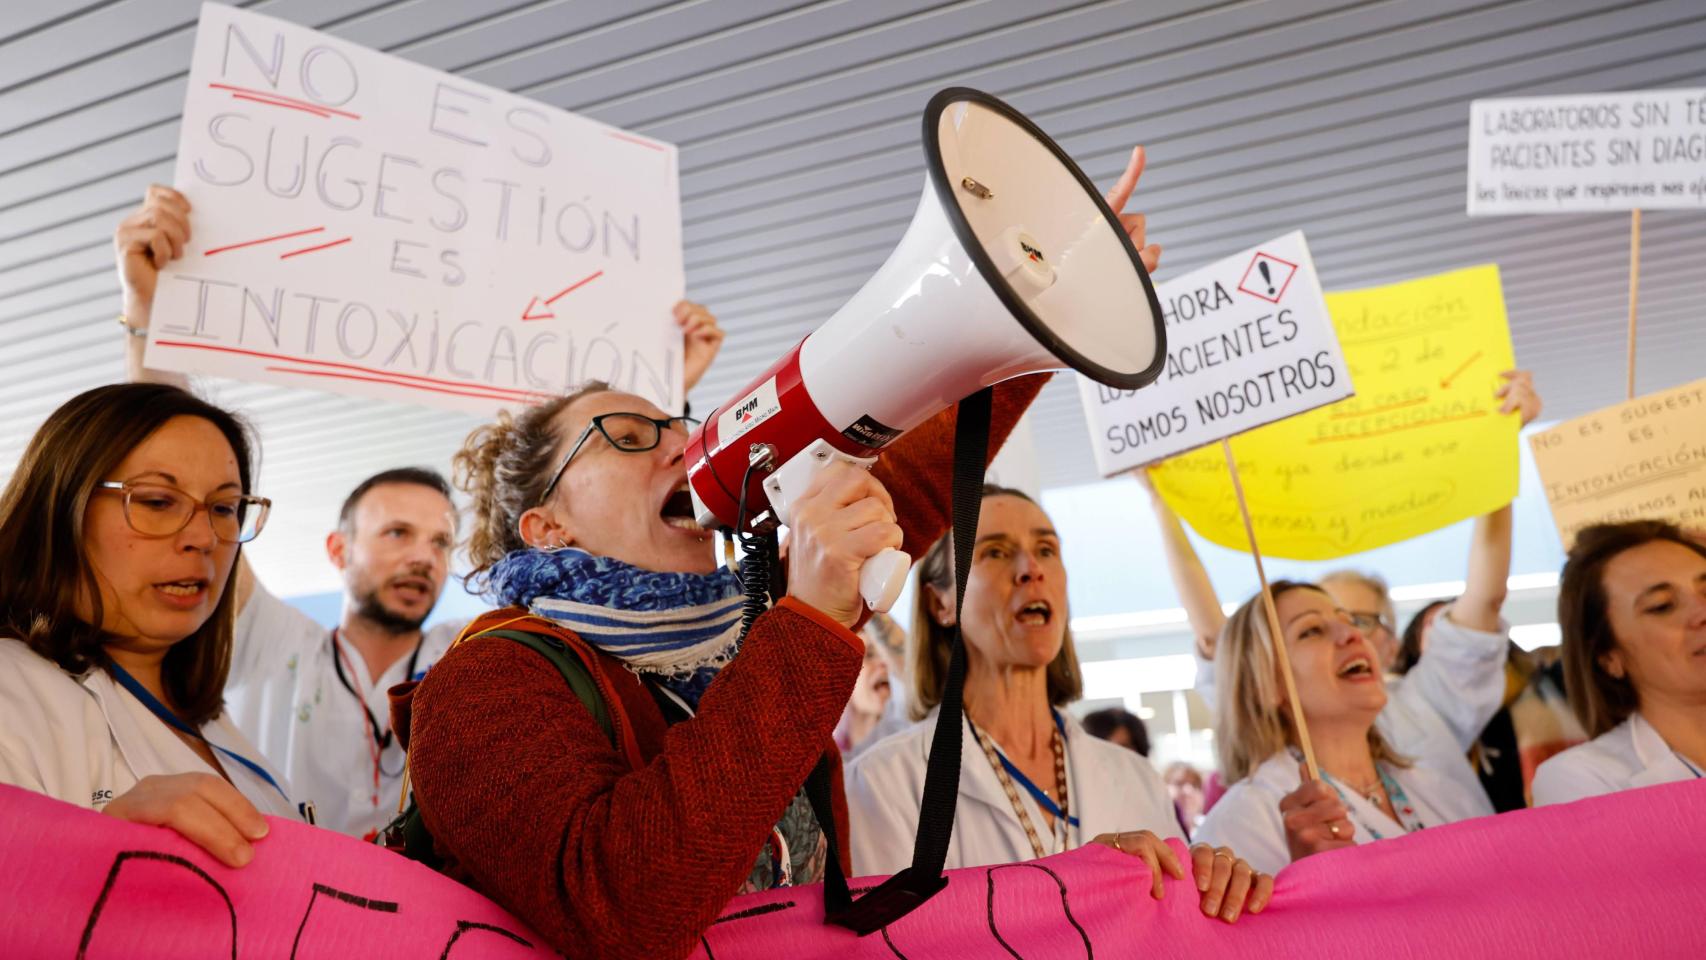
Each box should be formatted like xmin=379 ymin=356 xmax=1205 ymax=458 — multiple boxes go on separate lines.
xmin=0 ymin=784 xmax=550 ymax=958
xmin=2 ymin=780 xmax=1702 ymax=958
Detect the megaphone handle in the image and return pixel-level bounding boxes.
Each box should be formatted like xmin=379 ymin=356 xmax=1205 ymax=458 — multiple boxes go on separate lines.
xmin=860 ymin=547 xmax=912 ymax=613
xmin=762 ymin=441 xmax=913 ymax=613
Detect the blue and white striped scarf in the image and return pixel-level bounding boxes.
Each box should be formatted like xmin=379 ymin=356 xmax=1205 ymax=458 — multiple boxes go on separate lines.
xmin=489 ymin=547 xmax=745 ymax=708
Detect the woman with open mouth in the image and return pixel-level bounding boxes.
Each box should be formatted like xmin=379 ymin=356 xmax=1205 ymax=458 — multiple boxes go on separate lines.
xmin=1532 ymin=520 xmax=1706 ymax=805
xmin=1193 ymin=580 xmax=1509 ymax=875
xmin=392 ymin=141 xmax=1160 ymax=960
xmin=847 ymin=484 xmax=1275 ymax=924
xmin=0 ymin=383 xmax=293 ymax=870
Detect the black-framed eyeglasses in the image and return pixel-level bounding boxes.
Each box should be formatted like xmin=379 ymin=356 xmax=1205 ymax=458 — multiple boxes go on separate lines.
xmin=537 ymin=413 xmax=701 ymax=505
xmin=1346 ymin=610 xmax=1393 ymax=635
xmin=95 ymin=480 xmax=271 ymax=544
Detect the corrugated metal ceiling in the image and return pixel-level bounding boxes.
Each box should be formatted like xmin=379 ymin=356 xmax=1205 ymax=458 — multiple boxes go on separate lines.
xmin=3 ymin=0 xmax=1703 ymax=594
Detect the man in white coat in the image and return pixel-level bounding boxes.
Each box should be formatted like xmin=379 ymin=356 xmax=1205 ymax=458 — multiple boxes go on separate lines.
xmin=226 ymin=468 xmax=465 ymax=839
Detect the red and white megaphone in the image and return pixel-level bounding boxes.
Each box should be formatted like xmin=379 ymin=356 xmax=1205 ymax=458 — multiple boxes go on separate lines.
xmin=685 ymin=87 xmax=1166 ymax=612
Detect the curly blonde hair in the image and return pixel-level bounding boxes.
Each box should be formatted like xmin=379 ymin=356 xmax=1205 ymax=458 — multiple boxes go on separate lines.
xmin=452 ymin=382 xmax=611 ymax=594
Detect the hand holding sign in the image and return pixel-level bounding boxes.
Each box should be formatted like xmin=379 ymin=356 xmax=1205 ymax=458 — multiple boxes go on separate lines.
xmin=676 ymin=300 xmax=725 ymax=394
xmin=1280 ymin=765 xmax=1358 ymax=862
xmin=1496 ymin=368 xmax=1543 ymax=426
xmin=115 ymin=186 xmax=192 ymax=313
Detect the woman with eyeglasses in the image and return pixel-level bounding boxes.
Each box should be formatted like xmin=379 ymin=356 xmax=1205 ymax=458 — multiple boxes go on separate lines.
xmin=1140 ymin=369 xmax=1544 ymax=708
xmin=404 ymin=379 xmax=1046 ymax=957
xmin=1190 ymin=579 xmax=1508 ymax=876
xmin=400 ymin=147 xmax=1161 ymax=960
xmin=0 ymin=383 xmax=293 ymax=869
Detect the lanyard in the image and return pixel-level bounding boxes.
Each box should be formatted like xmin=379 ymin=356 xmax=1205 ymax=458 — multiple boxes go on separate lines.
xmin=1319 ymin=761 xmax=1426 ymax=841
xmin=981 ymin=713 xmax=1080 ymax=827
xmin=330 ymin=630 xmax=415 ymax=803
xmin=1675 ymin=750 xmax=1704 ymax=779
xmin=106 ymin=661 xmax=287 ymax=801
xmin=967 ymin=712 xmax=1078 ymax=861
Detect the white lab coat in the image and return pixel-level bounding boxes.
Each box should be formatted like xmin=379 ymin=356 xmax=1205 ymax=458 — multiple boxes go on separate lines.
xmin=1532 ymin=712 xmax=1703 ymax=805
xmin=0 ymin=637 xmax=297 ymax=820
xmin=846 ymin=709 xmax=1181 ymax=877
xmin=1194 ymin=611 xmax=1507 ymax=876
xmin=225 ymin=581 xmax=465 ymax=838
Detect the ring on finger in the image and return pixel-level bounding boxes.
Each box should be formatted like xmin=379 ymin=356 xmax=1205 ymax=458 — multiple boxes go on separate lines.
xmin=1212 ymin=849 xmax=1234 ymax=862
xmin=1328 ymin=822 xmax=1341 ymax=838
xmin=1112 ymin=833 xmax=1127 ymax=853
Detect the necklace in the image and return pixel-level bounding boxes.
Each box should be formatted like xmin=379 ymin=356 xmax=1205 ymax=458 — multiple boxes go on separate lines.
xmin=968 ymin=715 xmax=1070 ymax=860
xmin=1343 ymin=775 xmax=1387 ymax=807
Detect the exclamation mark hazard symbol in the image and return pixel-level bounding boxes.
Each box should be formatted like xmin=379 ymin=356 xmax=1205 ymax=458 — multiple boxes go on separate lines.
xmin=1258 ymin=261 xmax=1275 ymax=296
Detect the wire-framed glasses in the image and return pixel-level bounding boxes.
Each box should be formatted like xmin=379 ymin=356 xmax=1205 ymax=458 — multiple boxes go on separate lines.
xmin=95 ymin=480 xmax=271 ymax=544
xmin=537 ymin=413 xmax=700 ymax=504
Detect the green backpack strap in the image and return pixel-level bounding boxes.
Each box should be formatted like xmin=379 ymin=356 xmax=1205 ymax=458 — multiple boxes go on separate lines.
xmin=478 ymin=627 xmax=614 ymax=745
xmin=379 ymin=624 xmax=613 ymax=864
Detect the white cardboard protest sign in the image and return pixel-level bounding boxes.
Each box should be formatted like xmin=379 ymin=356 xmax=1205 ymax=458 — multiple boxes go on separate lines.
xmin=1529 ymin=377 xmax=1706 ymax=547
xmin=1468 ymin=90 xmax=1706 ymax=215
xmin=146 ymin=3 xmax=686 ymax=413
xmin=1076 ymin=230 xmax=1351 ymax=475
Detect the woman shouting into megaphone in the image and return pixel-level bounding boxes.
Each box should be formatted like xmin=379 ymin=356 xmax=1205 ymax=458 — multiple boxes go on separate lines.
xmin=398 ymin=145 xmax=1162 ymax=960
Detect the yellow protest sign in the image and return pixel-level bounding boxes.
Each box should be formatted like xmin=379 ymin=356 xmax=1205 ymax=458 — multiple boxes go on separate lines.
xmin=1152 ymin=264 xmax=1519 ymax=560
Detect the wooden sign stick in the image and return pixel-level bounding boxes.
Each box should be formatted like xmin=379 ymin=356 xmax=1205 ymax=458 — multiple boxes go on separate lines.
xmin=1627 ymin=209 xmax=1641 ymax=401
xmin=1220 ymin=438 xmax=1321 ymax=780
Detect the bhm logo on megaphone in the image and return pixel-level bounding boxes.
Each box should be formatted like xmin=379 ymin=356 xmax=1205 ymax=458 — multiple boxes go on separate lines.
xmin=685 ymin=87 xmax=1167 ymax=612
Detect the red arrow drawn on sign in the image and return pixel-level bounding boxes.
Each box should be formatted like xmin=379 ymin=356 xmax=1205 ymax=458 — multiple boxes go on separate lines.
xmin=521 ymin=270 xmax=605 ymax=321
xmin=1439 ymin=350 xmax=1483 ymax=389
xmin=521 ymin=297 xmax=553 ymax=321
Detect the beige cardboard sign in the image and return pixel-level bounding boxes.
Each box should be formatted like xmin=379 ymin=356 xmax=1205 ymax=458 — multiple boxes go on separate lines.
xmin=1530 ymin=378 xmax=1706 ymax=546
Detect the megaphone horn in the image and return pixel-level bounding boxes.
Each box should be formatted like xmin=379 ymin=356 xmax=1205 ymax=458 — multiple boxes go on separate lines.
xmin=686 ymin=87 xmax=1167 ymax=611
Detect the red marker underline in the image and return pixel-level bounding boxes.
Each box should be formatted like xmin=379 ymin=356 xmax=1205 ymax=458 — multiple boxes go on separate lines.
xmin=279 ymin=236 xmax=352 ymax=259
xmin=230 ymin=92 xmax=333 ymax=118
xmin=205 ymin=226 xmax=325 ymax=256
xmin=208 ymin=83 xmax=361 ymax=120
xmin=266 ymin=366 xmax=541 ymax=405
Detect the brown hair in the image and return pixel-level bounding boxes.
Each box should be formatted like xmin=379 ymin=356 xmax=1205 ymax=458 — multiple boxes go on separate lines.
xmin=453 ymin=382 xmax=610 ymax=594
xmin=1214 ymin=580 xmax=1409 ymax=781
xmin=907 ymin=483 xmax=1082 ymax=720
xmin=1558 ymin=520 xmax=1706 ymax=737
xmin=1394 ymin=598 xmax=1451 ymax=676
xmin=337 ymin=466 xmax=454 ymax=533
xmin=0 ymin=384 xmax=256 ymax=726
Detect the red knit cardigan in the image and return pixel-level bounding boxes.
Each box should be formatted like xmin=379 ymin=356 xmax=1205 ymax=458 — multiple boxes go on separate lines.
xmin=405 ymin=375 xmax=1046 ymax=960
